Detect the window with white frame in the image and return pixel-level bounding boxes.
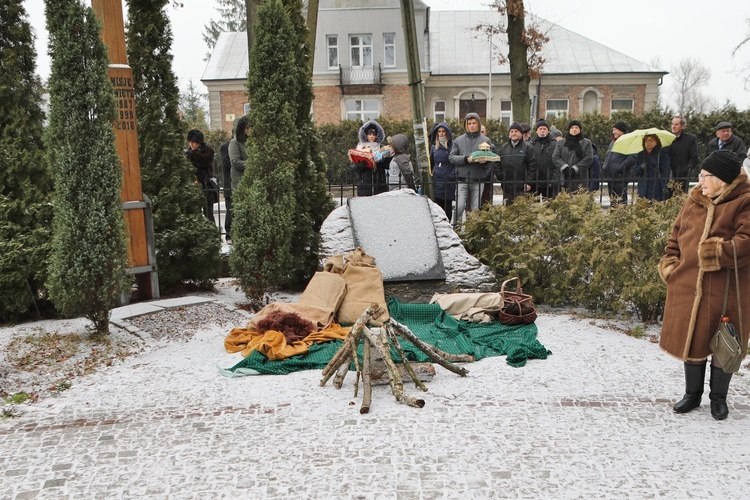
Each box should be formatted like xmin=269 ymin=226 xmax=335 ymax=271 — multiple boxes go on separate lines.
xmin=384 ymin=33 xmax=396 ymax=67
xmin=327 ymin=35 xmax=339 ymax=69
xmin=433 ymin=100 xmax=446 ymax=122
xmin=499 ymin=100 xmax=512 ymax=127
xmin=611 ymin=98 xmax=634 ymax=113
xmin=545 ymin=99 xmax=569 ymax=118
xmin=243 ymin=103 xmax=251 ymax=115
xmin=345 ymin=99 xmax=379 ymax=121
xmin=350 ymin=34 xmax=373 ymax=67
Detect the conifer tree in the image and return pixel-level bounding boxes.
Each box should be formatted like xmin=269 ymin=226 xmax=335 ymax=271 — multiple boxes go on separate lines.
xmin=125 ymin=0 xmax=220 ymax=289
xmin=0 ymin=0 xmax=53 ymax=321
xmin=203 ymin=0 xmax=247 ymax=59
xmin=44 ymin=0 xmax=128 ymax=335
xmin=231 ymin=0 xmax=298 ymax=294
xmin=281 ymin=0 xmax=335 ymax=287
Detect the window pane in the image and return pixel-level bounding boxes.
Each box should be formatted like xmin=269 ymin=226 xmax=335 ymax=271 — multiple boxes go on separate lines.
xmin=363 ymin=47 xmax=372 ymax=67
xmin=612 ymin=98 xmax=633 ymax=111
xmin=328 ymin=49 xmax=338 ymax=67
xmin=384 ymin=33 xmax=395 ymax=44
xmin=363 ymin=35 xmax=371 ymax=45
xmin=500 ymin=100 xmax=512 ymax=111
xmin=434 ymin=101 xmax=445 ymax=112
xmin=351 ymin=48 xmax=360 ymax=67
xmin=385 ymin=46 xmax=394 ymax=66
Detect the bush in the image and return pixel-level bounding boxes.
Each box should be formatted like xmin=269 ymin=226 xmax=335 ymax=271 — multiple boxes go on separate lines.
xmin=463 ymin=189 xmax=686 ymax=321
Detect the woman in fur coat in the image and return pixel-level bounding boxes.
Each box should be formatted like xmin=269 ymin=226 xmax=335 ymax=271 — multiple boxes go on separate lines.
xmin=659 ymin=150 xmax=750 ymax=420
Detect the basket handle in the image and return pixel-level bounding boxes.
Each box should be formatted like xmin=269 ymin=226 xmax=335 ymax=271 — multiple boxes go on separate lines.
xmin=500 ymin=277 xmax=522 ymax=295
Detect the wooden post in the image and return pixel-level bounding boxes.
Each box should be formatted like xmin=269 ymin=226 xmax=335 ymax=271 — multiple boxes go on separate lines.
xmin=399 ymin=0 xmax=432 ymax=199
xmin=91 ymin=0 xmax=158 ymax=300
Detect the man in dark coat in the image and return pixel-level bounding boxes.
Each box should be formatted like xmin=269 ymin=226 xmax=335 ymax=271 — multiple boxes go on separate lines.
xmin=220 ymin=139 xmax=233 ymax=240
xmin=186 ymin=129 xmax=215 ymax=222
xmin=706 ymin=121 xmax=746 ymax=157
xmin=668 ymin=116 xmax=699 ymax=195
xmin=496 ymin=122 xmax=537 ymax=205
xmin=601 ymin=120 xmax=636 ymax=204
xmin=529 ymin=119 xmax=557 ymax=198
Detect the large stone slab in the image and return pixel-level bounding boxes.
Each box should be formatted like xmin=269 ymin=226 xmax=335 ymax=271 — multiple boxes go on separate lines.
xmin=320 ymin=190 xmax=497 ymax=302
xmin=348 ymin=194 xmax=445 ymax=282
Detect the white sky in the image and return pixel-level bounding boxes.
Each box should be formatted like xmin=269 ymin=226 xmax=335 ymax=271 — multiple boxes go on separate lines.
xmin=22 ymin=0 xmax=750 ymax=111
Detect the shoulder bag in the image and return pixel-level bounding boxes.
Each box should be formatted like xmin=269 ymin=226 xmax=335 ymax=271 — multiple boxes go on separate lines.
xmin=709 ymin=240 xmax=745 ymax=374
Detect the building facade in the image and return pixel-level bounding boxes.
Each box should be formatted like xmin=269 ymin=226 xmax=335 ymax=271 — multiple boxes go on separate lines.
xmin=201 ymin=1 xmax=666 ymax=131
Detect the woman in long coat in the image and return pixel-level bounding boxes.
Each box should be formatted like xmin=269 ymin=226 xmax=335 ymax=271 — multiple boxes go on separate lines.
xmin=659 ymin=150 xmax=750 ymax=420
xmin=635 ymin=134 xmax=671 ymax=201
xmin=552 ymin=119 xmax=593 ymax=193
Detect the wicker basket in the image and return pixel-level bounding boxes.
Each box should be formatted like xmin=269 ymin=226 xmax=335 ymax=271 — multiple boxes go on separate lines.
xmin=498 ymin=277 xmax=537 ymax=326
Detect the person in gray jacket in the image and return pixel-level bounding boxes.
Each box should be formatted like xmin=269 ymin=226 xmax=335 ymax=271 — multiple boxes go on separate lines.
xmin=552 ymin=119 xmax=593 ymax=193
xmin=449 ymin=113 xmax=497 ymax=225
xmin=229 ymin=116 xmax=250 ymax=190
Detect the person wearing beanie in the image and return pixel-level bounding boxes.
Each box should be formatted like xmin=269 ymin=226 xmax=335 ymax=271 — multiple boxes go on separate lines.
xmin=350 ymin=120 xmax=388 ymax=196
xmin=635 ymin=133 xmax=671 ymax=201
xmin=668 ymin=116 xmax=700 ymax=196
xmin=186 ymin=129 xmax=216 ymax=222
xmin=496 ymin=121 xmax=537 ymax=205
xmin=449 ymin=113 xmax=498 ymax=225
xmin=601 ymin=120 xmax=636 ymax=204
xmin=706 ymin=121 xmax=747 ymax=158
xmin=659 ymin=149 xmax=750 ymax=421
xmin=530 ymin=119 xmax=557 ymax=198
xmin=612 ymin=120 xmax=629 ymax=135
xmin=552 ymin=119 xmax=592 ymax=193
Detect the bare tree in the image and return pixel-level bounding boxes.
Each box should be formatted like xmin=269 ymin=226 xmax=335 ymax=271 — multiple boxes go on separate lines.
xmin=476 ymin=0 xmax=549 ymax=125
xmin=733 ymin=18 xmax=750 ymax=90
xmin=670 ymin=57 xmax=715 ymax=114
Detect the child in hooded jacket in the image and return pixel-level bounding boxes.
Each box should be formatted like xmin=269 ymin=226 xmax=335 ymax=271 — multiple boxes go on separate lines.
xmin=387 ymin=134 xmax=416 ymax=191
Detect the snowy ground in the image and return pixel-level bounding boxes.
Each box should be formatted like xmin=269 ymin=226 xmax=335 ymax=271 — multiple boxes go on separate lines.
xmin=2 ymin=278 xmax=750 ymax=498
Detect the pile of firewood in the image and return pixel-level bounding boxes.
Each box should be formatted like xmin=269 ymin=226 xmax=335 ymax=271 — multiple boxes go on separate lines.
xmin=320 ymin=304 xmax=474 ymax=413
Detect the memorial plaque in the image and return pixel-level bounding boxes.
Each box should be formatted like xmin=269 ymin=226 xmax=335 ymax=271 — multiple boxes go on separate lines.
xmin=347 ymin=194 xmax=445 ymax=282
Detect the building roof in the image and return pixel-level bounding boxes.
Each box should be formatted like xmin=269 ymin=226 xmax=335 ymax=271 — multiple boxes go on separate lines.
xmin=202 ymin=32 xmax=248 ymax=81
xmin=430 ymin=11 xmax=666 ymax=76
xmin=202 ymin=10 xmax=667 ymax=82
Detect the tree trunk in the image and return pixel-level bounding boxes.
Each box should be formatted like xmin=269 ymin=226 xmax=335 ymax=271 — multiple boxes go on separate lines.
xmin=245 ymin=0 xmax=261 ymax=57
xmin=506 ymin=0 xmax=530 ymax=125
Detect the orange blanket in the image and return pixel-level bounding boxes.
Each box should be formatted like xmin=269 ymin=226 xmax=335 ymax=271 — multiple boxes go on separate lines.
xmin=224 ymin=323 xmax=350 ymax=360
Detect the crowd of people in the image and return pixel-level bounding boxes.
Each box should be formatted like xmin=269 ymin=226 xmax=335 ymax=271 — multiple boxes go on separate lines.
xmin=344 ymin=115 xmax=749 ymax=227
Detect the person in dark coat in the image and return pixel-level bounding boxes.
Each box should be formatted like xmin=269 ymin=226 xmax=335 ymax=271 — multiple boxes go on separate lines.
xmin=552 ymin=119 xmax=592 ymax=193
xmin=350 ymin=120 xmax=388 ymax=197
xmin=186 ymin=129 xmax=215 ymax=222
xmin=659 ymin=151 xmax=750 ymax=420
xmin=635 ymin=134 xmax=671 ymax=201
xmin=429 ymin=122 xmax=456 ymax=221
xmin=495 ymin=122 xmax=536 ymax=205
xmin=601 ymin=120 xmax=636 ymax=204
xmin=668 ymin=116 xmax=699 ymax=195
xmin=219 ymin=139 xmax=233 ymax=240
xmin=229 ymin=116 xmax=249 ymax=190
xmin=588 ymin=143 xmax=601 ymax=192
xmin=706 ymin=121 xmax=747 ymax=157
xmin=529 ymin=119 xmax=558 ymax=199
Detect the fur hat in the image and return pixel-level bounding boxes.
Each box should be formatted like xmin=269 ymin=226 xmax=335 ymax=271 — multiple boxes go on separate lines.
xmin=701 ymin=150 xmax=742 ymax=184
xmin=613 ymin=120 xmax=629 ymax=134
xmin=535 ymin=119 xmax=550 ymax=130
xmin=509 ymin=122 xmax=523 ymax=133
xmin=187 ymin=129 xmax=204 ymax=144
xmin=715 ymin=121 xmax=733 ymax=132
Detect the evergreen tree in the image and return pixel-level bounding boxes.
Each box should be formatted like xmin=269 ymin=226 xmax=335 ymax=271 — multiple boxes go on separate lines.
xmin=203 ymin=0 xmax=247 ymax=59
xmin=44 ymin=0 xmax=128 ymax=335
xmin=230 ymin=0 xmax=298 ymax=294
xmin=125 ymin=0 xmax=220 ymax=290
xmin=281 ymin=0 xmax=334 ymax=287
xmin=180 ymin=79 xmax=209 ymax=131
xmin=0 ymin=0 xmax=53 ymax=321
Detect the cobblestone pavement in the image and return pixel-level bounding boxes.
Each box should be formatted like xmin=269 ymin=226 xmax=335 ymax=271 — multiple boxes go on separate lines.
xmin=2 ymin=309 xmax=749 ymax=499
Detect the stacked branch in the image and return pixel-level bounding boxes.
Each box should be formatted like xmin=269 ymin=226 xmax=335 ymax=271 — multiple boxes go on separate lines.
xmin=320 ymin=304 xmax=474 ymax=413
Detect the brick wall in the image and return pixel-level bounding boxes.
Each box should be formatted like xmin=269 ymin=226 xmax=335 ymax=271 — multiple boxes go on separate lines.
xmin=313 ymin=86 xmax=342 ymax=124
xmin=538 ymin=84 xmax=647 ymax=118
xmin=219 ymin=90 xmax=248 ymax=133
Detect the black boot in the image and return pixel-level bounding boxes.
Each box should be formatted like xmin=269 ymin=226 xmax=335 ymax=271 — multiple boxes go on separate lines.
xmin=709 ymin=364 xmax=733 ymax=420
xmin=673 ymin=361 xmax=706 ymax=413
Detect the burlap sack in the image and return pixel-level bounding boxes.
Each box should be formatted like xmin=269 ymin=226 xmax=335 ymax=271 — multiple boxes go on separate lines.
xmin=337 ymin=264 xmax=389 ymax=325
xmin=430 ymin=292 xmax=503 ymax=323
xmin=324 ymin=254 xmax=345 ymax=274
xmin=344 ymin=247 xmax=376 ymax=266
xmin=298 ymin=271 xmax=347 ymax=312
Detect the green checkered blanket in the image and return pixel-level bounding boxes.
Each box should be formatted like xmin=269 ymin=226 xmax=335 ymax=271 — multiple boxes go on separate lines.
xmin=220 ymin=298 xmax=549 ymax=376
